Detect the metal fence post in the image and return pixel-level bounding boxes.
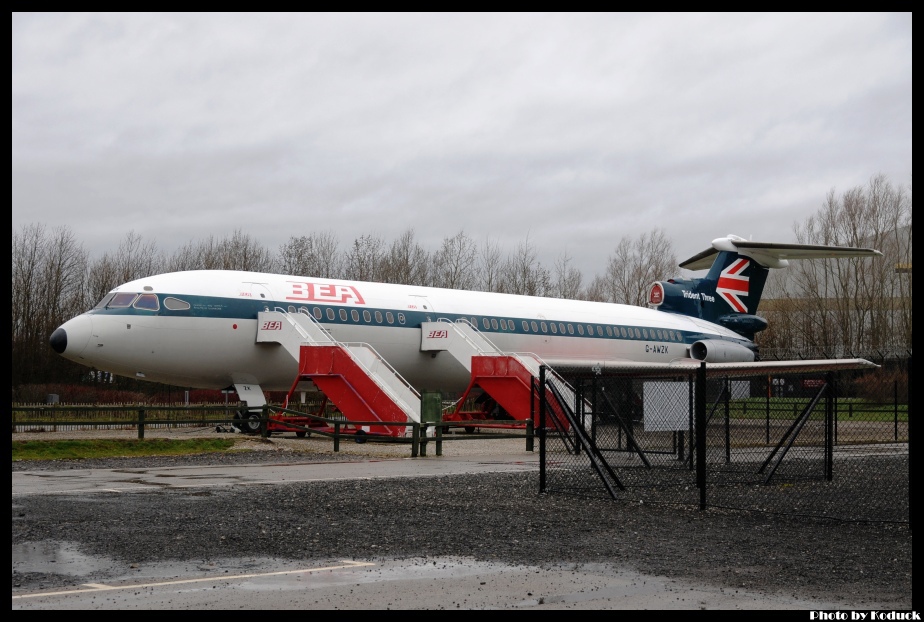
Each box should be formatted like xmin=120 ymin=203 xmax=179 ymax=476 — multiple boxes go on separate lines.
xmin=539 ymin=366 xmax=546 ymax=494
xmin=261 ymin=404 xmax=269 ymax=439
xmin=825 ymin=371 xmax=834 ymax=481
xmin=894 ymin=378 xmax=899 ymax=442
xmin=411 ymin=422 xmax=419 ymax=458
xmin=696 ymin=362 xmax=707 ymax=510
xmin=138 ymin=408 xmax=145 ymax=440
xmin=724 ymin=376 xmax=730 ymax=464
xmin=766 ymin=376 xmax=771 ymax=444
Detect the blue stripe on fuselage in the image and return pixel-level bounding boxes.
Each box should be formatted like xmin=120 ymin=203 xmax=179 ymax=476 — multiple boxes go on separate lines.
xmin=87 ymin=292 xmax=753 ymax=350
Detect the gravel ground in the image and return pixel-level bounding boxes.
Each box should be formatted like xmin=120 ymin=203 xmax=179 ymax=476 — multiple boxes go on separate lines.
xmin=11 ymin=430 xmax=913 ymax=609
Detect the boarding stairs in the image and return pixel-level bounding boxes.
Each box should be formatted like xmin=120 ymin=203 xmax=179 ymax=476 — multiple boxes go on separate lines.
xmin=257 ymin=309 xmax=421 ymax=437
xmin=421 ymin=318 xmax=583 ymax=428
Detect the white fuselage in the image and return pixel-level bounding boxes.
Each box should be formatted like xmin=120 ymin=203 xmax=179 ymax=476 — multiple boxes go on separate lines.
xmin=53 ymin=270 xmax=754 ymax=393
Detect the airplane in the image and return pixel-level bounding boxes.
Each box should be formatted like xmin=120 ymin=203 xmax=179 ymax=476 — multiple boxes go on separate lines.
xmin=49 ymin=234 xmax=881 ymax=432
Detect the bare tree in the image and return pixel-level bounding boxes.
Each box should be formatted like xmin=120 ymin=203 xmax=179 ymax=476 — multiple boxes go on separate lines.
xmin=433 ymin=230 xmax=477 ymax=290
xmin=581 ymin=274 xmax=609 ymax=302
xmin=277 ymin=231 xmax=343 ymax=279
xmin=111 ymin=230 xmax=165 ymax=283
xmin=774 ymin=174 xmax=912 ymax=354
xmin=345 ymin=234 xmax=386 ymax=282
xmin=164 ymin=240 xmax=203 ymax=272
xmin=86 ymin=253 xmax=120 ymax=308
xmin=601 ymin=229 xmax=676 ymax=305
xmin=221 ymin=230 xmax=275 ymax=272
xmin=501 ymin=234 xmax=551 ymax=296
xmin=551 ymin=251 xmax=584 ymax=299
xmin=12 ymin=224 xmax=88 ymax=386
xmin=382 ymin=228 xmax=430 ymax=285
xmin=477 ymin=236 xmax=505 ymax=293
xmin=165 ymin=230 xmax=273 ymax=273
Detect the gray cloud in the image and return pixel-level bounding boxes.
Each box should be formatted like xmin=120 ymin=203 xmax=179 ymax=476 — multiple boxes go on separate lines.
xmin=12 ymin=12 xmax=912 ymax=276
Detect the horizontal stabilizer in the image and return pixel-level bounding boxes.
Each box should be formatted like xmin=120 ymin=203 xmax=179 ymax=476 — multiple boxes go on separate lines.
xmin=680 ymin=235 xmax=882 ymax=270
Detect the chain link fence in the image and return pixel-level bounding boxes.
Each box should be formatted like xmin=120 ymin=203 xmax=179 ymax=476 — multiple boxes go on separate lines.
xmin=539 ymin=357 xmax=910 ymax=523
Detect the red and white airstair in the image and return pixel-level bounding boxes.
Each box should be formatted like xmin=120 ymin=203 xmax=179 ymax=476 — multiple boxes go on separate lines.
xmin=257 ymin=309 xmax=421 ymax=437
xmin=420 ymin=319 xmax=582 ymax=429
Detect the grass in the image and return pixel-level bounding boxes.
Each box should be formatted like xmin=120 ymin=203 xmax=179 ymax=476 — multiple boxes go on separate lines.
xmin=12 ymin=438 xmax=236 ymax=461
xmin=723 ymin=398 xmax=908 ymax=422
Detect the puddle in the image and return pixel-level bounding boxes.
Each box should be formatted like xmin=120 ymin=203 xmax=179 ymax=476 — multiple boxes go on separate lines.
xmin=12 ymin=541 xmax=121 ymax=576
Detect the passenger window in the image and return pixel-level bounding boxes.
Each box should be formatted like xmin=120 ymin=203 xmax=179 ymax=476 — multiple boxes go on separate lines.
xmin=133 ymin=294 xmax=159 ymax=311
xmin=163 ymin=297 xmax=190 ymax=311
xmin=567 ymin=324 xmax=574 ymax=334
xmin=375 ymin=311 xmax=383 ymax=323
xmin=500 ymin=319 xmax=507 ymax=330
xmin=483 ymin=318 xmax=490 ymax=329
xmin=522 ymin=320 xmax=530 ymax=331
xmin=339 ymin=309 xmax=348 ymax=321
xmin=313 ymin=307 xmax=322 ymax=319
xmin=491 ymin=318 xmax=498 ymax=330
xmin=577 ymin=324 xmax=584 ymax=335
xmin=288 ymin=305 xmax=296 ymax=313
xmin=386 ymin=312 xmax=394 ymax=324
xmin=606 ymin=326 xmax=613 ymax=337
xmin=351 ymin=309 xmax=360 ymax=322
xmin=531 ymin=321 xmax=539 ymax=332
xmin=363 ymin=310 xmax=371 ymax=322
xmin=550 ymin=323 xmax=557 ymax=334
xmin=540 ymin=322 xmax=547 ymax=333
xmin=397 ymin=313 xmax=405 ymax=325
xmin=597 ymin=326 xmax=603 ymax=336
xmin=327 ymin=308 xmax=335 ymax=320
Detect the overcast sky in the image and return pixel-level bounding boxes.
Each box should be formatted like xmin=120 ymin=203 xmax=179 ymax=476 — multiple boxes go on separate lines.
xmin=12 ymin=12 xmax=912 ymax=279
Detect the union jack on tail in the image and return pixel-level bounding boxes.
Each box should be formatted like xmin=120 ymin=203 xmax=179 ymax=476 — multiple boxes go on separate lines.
xmin=648 ymin=234 xmax=881 ymax=340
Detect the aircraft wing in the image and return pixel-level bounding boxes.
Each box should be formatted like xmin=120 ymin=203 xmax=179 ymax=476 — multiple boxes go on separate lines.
xmin=541 ymin=357 xmax=879 ymax=378
xmin=680 ymin=238 xmax=882 ymax=271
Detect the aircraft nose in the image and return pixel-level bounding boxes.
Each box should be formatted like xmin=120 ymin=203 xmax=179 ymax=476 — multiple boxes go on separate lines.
xmin=49 ymin=327 xmax=67 ymax=354
xmin=50 ymin=315 xmax=93 ymax=360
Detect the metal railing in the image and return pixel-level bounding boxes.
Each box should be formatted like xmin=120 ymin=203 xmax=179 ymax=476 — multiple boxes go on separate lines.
xmin=12 ymin=403 xmax=535 ymax=458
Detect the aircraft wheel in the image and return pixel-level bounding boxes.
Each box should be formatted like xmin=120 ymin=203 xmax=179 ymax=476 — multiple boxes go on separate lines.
xmin=295 ymin=430 xmax=307 ymax=438
xmin=241 ymin=412 xmax=263 ymax=435
xmin=464 ymin=425 xmax=476 ymax=434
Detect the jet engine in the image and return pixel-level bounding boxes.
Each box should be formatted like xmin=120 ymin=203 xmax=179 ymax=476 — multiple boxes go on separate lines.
xmin=690 ymin=339 xmax=756 ymax=363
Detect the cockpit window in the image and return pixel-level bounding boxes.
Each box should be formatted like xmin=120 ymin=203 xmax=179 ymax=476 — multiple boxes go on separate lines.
xmin=107 ymin=293 xmax=139 ymax=308
xmin=94 ymin=293 xmax=116 ymax=309
xmin=133 ymin=294 xmax=160 ymax=311
xmin=163 ymin=297 xmax=191 ymax=311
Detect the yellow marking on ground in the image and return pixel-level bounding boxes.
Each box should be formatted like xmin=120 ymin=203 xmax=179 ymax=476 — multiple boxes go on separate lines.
xmin=12 ymin=560 xmax=375 ymax=600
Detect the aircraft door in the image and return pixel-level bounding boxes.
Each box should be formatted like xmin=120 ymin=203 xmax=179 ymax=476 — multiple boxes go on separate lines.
xmin=409 ymin=295 xmax=436 ymax=322
xmin=247 ymin=283 xmax=275 ymax=311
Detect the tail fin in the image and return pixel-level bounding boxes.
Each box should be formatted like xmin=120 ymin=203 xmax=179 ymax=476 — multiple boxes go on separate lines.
xmin=647 ymin=234 xmax=882 ymax=340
